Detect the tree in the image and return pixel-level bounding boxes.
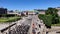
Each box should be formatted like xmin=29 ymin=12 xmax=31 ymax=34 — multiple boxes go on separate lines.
xmin=45 ymin=7 xmax=59 ymax=24
xmin=38 ymin=14 xmax=52 ymax=28
xmin=45 ymin=7 xmax=58 ymax=15
xmin=45 ymin=8 xmax=53 ymax=15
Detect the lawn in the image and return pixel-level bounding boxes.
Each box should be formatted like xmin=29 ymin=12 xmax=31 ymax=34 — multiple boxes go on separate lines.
xmin=0 ymin=17 xmax=21 ymax=23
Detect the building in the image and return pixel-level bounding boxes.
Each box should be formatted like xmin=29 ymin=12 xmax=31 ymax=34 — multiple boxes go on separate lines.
xmin=21 ymin=11 xmax=35 ymax=15
xmin=0 ymin=8 xmax=7 ymax=14
xmin=56 ymin=7 xmax=60 ymax=16
xmin=38 ymin=10 xmax=45 ymax=14
xmin=7 ymin=10 xmax=21 ymax=16
xmin=7 ymin=11 xmax=17 ymax=14
xmin=28 ymin=11 xmax=35 ymax=15
xmin=34 ymin=9 xmax=45 ymax=14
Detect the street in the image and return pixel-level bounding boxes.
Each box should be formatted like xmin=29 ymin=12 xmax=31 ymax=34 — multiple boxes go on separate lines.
xmin=0 ymin=15 xmax=46 ymax=34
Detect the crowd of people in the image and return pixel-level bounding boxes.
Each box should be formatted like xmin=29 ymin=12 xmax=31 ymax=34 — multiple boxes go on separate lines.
xmin=8 ymin=25 xmax=30 ymax=34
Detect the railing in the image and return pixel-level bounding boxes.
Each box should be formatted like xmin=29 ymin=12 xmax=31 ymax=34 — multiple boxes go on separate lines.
xmin=0 ymin=23 xmax=16 ymax=34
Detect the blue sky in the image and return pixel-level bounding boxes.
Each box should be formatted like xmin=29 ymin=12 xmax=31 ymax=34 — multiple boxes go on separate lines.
xmin=0 ymin=0 xmax=60 ymax=10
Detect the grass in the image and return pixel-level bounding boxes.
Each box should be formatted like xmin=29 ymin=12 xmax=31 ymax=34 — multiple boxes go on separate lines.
xmin=52 ymin=23 xmax=60 ymax=26
xmin=0 ymin=17 xmax=21 ymax=23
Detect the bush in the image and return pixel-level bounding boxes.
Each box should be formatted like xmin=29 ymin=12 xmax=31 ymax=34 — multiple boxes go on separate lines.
xmin=6 ymin=14 xmax=16 ymax=17
xmin=0 ymin=14 xmax=17 ymax=17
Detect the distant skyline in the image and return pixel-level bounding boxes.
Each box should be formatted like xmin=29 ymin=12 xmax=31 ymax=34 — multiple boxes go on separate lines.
xmin=0 ymin=0 xmax=60 ymax=11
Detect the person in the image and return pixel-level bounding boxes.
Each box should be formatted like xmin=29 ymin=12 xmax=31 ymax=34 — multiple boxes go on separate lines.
xmin=39 ymin=24 xmax=41 ymax=28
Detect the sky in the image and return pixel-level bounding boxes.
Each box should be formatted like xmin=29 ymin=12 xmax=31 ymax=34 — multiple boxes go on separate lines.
xmin=0 ymin=0 xmax=60 ymax=11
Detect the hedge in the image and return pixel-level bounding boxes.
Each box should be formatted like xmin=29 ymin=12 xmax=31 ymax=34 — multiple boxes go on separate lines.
xmin=0 ymin=14 xmax=19 ymax=17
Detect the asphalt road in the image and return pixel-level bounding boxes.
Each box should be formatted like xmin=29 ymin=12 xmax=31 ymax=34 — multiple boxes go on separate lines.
xmin=21 ymin=17 xmax=32 ymax=26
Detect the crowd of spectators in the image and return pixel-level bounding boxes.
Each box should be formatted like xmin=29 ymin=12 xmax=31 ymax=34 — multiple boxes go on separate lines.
xmin=8 ymin=25 xmax=30 ymax=34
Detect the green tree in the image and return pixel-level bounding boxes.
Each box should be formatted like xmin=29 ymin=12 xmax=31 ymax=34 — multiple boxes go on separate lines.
xmin=44 ymin=15 xmax=52 ymax=28
xmin=45 ymin=7 xmax=58 ymax=15
xmin=38 ymin=14 xmax=52 ymax=28
xmin=45 ymin=7 xmax=59 ymax=24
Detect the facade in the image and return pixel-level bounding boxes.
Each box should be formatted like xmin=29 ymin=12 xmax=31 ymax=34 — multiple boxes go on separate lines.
xmin=39 ymin=11 xmax=45 ymax=14
xmin=21 ymin=11 xmax=35 ymax=15
xmin=7 ymin=11 xmax=18 ymax=14
xmin=34 ymin=9 xmax=45 ymax=14
xmin=0 ymin=8 xmax=7 ymax=14
xmin=56 ymin=7 xmax=60 ymax=16
xmin=28 ymin=11 xmax=35 ymax=15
